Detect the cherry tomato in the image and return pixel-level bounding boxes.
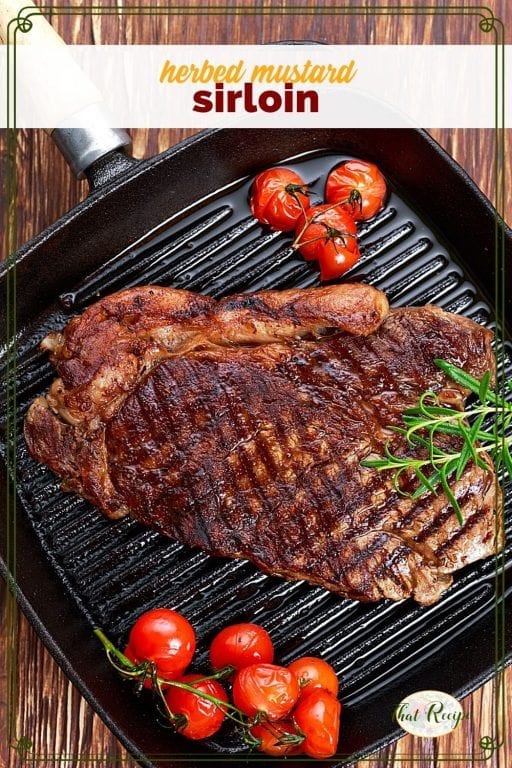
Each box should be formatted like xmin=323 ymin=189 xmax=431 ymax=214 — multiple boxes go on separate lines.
xmin=250 ymin=720 xmax=304 ymax=757
xmin=210 ymin=623 xmax=274 ymax=672
xmin=122 ymin=644 xmax=175 ymax=690
xmin=293 ymin=688 xmax=341 ymax=759
xmin=232 ymin=663 xmax=300 ymax=721
xmin=294 ymin=204 xmax=360 ymax=281
xmin=164 ymin=673 xmax=228 ymax=740
xmin=325 ymin=159 xmax=387 ymax=221
xmin=128 ymin=608 xmax=195 ymax=679
xmin=123 ymin=644 xmax=154 ymax=689
xmin=250 ymin=168 xmax=310 ymax=232
xmin=288 ymin=656 xmax=339 ymax=700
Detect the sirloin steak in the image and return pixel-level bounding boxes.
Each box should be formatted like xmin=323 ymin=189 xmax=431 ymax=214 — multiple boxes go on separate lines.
xmin=24 ymin=284 xmax=501 ymax=605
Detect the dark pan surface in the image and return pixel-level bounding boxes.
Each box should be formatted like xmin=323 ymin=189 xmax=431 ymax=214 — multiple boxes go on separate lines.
xmin=1 ymin=129 xmax=511 ymax=767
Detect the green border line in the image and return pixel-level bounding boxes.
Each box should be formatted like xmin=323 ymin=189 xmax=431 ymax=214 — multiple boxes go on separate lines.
xmin=3 ymin=3 xmax=508 ymax=765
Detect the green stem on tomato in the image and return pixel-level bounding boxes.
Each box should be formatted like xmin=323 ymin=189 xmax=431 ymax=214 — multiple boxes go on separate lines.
xmin=155 ymin=675 xmax=249 ymax=729
xmin=94 ymin=628 xmax=141 ymax=673
xmin=263 ymin=721 xmax=305 ymax=747
xmin=152 ymin=672 xmax=187 ymax=729
xmin=285 ymin=182 xmax=310 ymax=227
xmin=285 ymin=182 xmax=309 ymax=200
xmin=188 ymin=666 xmax=235 ymax=683
xmin=347 ymin=188 xmax=363 ymax=214
xmin=247 ymin=719 xmax=305 ymax=751
xmin=291 ymin=228 xmax=358 ymax=253
xmin=291 ymin=199 xmax=348 ymax=248
xmin=95 ymin=628 xmax=251 ymax=729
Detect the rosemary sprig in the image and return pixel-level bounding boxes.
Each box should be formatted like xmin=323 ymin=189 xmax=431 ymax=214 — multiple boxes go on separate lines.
xmin=361 ymin=359 xmax=512 ymax=524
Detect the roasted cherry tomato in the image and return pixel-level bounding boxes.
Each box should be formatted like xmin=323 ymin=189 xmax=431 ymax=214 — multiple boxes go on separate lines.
xmin=128 ymin=608 xmax=195 ymax=679
xmin=294 ymin=204 xmax=360 ymax=281
xmin=250 ymin=168 xmax=310 ymax=232
xmin=293 ymin=688 xmax=341 ymax=759
xmin=288 ymin=656 xmax=339 ymax=700
xmin=250 ymin=720 xmax=304 ymax=757
xmin=210 ymin=623 xmax=274 ymax=672
xmin=123 ymin=644 xmax=157 ymax=689
xmin=232 ymin=663 xmax=300 ymax=721
xmin=123 ymin=644 xmax=174 ymax=690
xmin=164 ymin=673 xmax=228 ymax=740
xmin=325 ymin=159 xmax=387 ymax=221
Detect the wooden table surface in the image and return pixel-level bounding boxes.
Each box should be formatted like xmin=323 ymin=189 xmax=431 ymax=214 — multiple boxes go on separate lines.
xmin=1 ymin=2 xmax=511 ymax=767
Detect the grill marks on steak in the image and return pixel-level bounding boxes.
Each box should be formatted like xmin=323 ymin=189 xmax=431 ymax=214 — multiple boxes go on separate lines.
xmin=24 ymin=285 xmax=501 ymax=605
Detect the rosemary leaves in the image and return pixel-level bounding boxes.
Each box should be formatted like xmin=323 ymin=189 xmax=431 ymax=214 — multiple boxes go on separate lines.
xmin=361 ymin=359 xmax=511 ymax=524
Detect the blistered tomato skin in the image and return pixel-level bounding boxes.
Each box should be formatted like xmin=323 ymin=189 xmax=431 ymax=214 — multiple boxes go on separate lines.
xmin=164 ymin=673 xmax=228 ymax=740
xmin=288 ymin=656 xmax=339 ymax=700
xmin=128 ymin=608 xmax=196 ymax=679
xmin=325 ymin=159 xmax=387 ymax=221
xmin=209 ymin=623 xmax=274 ymax=671
xmin=250 ymin=168 xmax=310 ymax=232
xmin=293 ymin=688 xmax=342 ymax=759
xmin=232 ymin=663 xmax=300 ymax=721
xmin=294 ymin=204 xmax=360 ymax=280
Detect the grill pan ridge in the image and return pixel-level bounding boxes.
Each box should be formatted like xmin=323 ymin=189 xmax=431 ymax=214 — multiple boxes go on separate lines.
xmin=1 ymin=129 xmax=511 ymax=766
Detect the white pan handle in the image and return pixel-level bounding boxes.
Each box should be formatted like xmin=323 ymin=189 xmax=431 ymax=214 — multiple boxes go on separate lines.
xmin=0 ymin=0 xmax=131 ymax=178
xmin=0 ymin=0 xmax=64 ymax=47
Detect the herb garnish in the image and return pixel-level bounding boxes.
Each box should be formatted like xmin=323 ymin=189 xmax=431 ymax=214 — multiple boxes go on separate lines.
xmin=362 ymin=359 xmax=512 ymax=524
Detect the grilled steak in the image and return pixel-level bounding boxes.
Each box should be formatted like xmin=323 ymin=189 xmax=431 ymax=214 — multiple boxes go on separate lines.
xmin=24 ymin=284 xmax=501 ymax=605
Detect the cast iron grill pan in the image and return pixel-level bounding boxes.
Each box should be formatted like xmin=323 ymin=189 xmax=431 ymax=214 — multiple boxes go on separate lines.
xmin=1 ymin=132 xmax=511 ymax=766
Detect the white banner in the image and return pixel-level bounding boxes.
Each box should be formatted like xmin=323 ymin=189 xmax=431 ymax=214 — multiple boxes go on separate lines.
xmin=1 ymin=44 xmax=508 ymax=128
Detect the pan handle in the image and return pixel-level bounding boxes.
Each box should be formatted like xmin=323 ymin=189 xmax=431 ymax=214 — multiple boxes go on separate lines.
xmin=0 ymin=0 xmax=133 ymax=181
xmin=51 ymin=110 xmax=134 ymax=184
